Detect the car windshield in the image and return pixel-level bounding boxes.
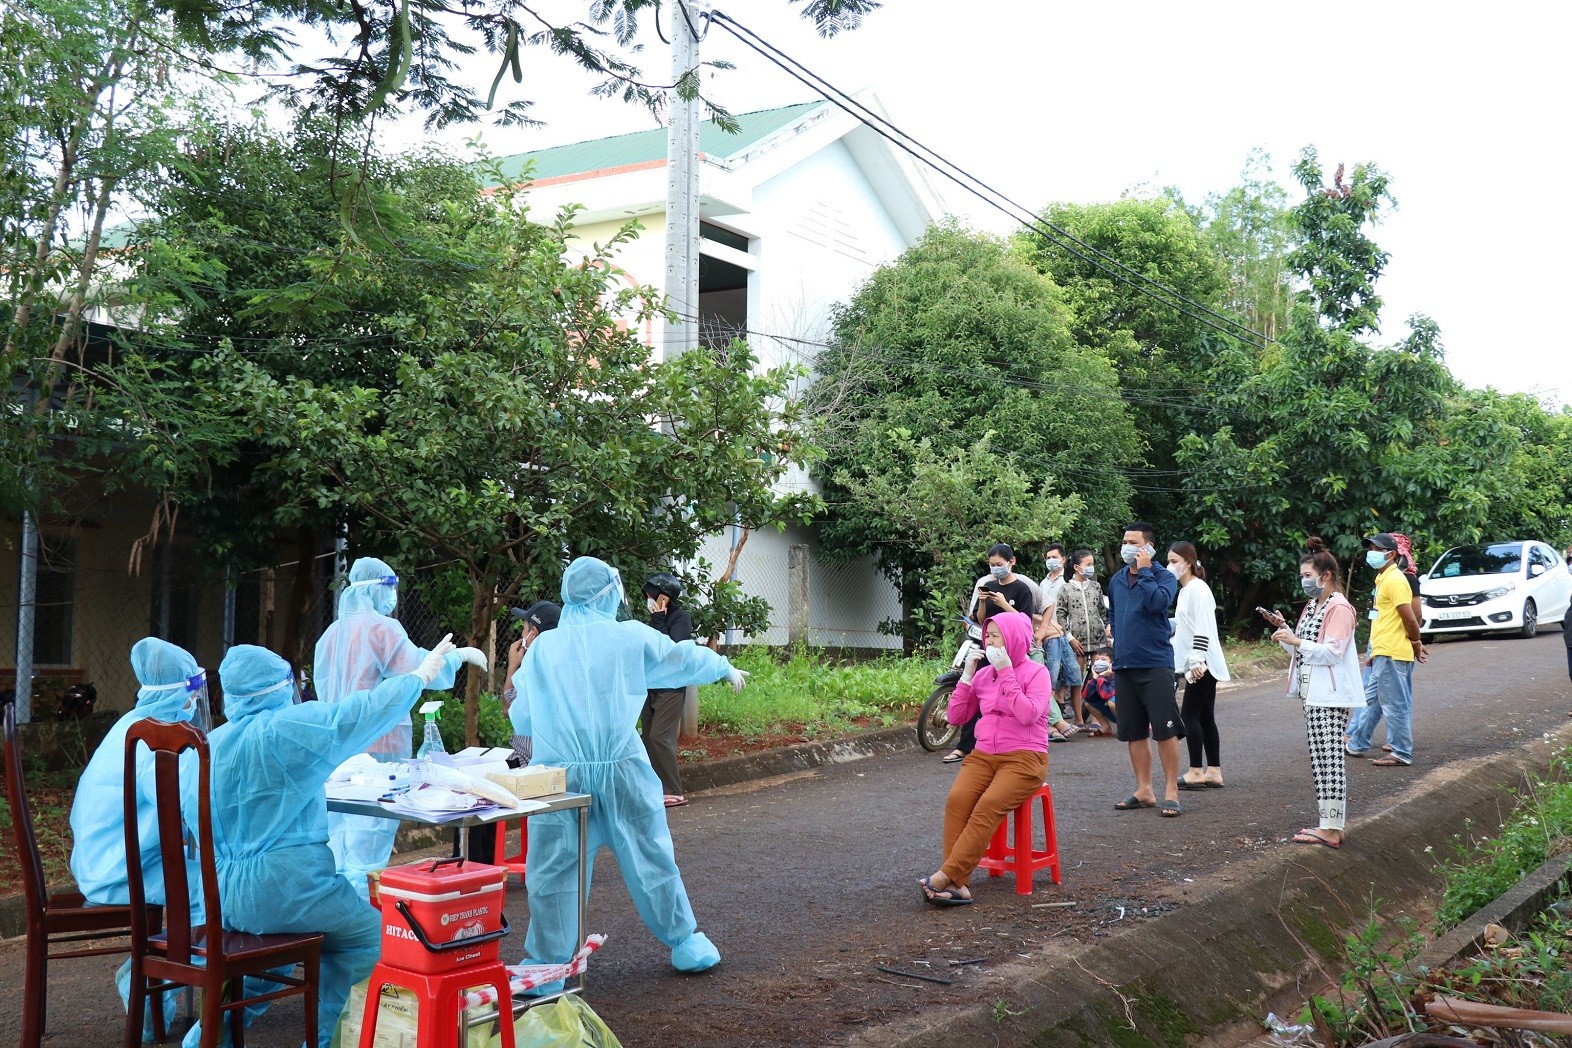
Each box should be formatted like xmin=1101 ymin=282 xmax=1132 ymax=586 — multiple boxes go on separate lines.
xmin=1430 ymin=543 xmax=1523 ymax=578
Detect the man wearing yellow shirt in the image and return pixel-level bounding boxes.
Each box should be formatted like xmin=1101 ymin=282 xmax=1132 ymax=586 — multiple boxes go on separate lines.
xmin=1346 ymin=533 xmax=1428 ymax=767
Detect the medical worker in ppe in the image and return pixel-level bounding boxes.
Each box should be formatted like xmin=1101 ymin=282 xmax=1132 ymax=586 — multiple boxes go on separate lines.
xmin=510 ymin=557 xmax=748 ymax=985
xmin=69 ymin=637 xmax=209 ymax=1040
xmin=315 ymin=556 xmax=487 ymax=900
xmin=182 ymin=639 xmax=455 ymax=1048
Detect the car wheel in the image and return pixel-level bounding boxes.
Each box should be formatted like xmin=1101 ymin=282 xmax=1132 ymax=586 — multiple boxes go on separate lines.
xmin=1420 ymin=632 xmax=1435 ymax=644
xmin=1519 ymin=599 xmax=1538 ymax=639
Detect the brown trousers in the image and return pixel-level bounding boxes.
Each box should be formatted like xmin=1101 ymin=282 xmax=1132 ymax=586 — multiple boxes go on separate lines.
xmin=940 ymin=748 xmax=1049 ymax=887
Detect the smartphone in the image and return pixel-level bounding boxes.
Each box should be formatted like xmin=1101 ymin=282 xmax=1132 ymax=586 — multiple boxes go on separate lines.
xmin=1255 ymin=606 xmax=1285 ymax=625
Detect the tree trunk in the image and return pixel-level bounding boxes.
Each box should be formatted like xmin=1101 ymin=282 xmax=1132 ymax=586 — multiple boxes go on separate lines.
xmin=465 ymin=579 xmax=494 ymax=747
xmin=282 ymin=526 xmax=317 ymax=670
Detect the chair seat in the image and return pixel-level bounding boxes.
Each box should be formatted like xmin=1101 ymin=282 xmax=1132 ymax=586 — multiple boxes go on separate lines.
xmin=150 ymin=927 xmax=325 ymax=962
xmin=43 ymin=893 xmax=149 ymax=937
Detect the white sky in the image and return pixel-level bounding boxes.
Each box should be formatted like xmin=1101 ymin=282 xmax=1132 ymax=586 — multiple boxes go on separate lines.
xmin=371 ymin=0 xmax=1569 ymax=404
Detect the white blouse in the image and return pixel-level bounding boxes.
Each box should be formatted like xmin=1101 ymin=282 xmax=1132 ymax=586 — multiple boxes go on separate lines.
xmin=1170 ymin=579 xmax=1231 ymax=681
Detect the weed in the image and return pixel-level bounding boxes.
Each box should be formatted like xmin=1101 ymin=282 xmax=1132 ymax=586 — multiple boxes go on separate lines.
xmin=990 ymin=998 xmax=1029 ymax=1024
xmin=696 ymin=649 xmax=945 ymax=737
xmin=1299 ymin=897 xmax=1425 ymax=1046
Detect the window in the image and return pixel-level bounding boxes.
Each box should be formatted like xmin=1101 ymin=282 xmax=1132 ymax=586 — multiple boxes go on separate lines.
xmin=32 ymin=536 xmax=75 ymax=666
xmin=1431 ymin=543 xmax=1523 ymax=578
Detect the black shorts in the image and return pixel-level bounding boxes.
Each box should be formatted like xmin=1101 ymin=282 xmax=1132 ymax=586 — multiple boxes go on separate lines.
xmin=1113 ymin=668 xmax=1185 ymax=742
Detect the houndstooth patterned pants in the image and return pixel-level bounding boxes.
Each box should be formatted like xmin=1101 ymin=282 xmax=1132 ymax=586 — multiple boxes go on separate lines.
xmin=1305 ymin=705 xmax=1351 ymax=831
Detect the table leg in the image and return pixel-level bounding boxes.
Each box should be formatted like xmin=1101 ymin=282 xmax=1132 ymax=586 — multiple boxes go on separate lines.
xmin=577 ymin=804 xmax=588 ymax=990
xmin=457 ymin=823 xmax=469 ymax=857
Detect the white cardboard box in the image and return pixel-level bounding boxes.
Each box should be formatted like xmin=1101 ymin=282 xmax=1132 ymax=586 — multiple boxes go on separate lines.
xmin=486 ymin=765 xmax=566 ymax=799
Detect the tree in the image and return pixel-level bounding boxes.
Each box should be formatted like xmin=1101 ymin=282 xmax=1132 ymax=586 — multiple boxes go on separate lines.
xmin=204 ymin=170 xmax=816 ymax=744
xmin=807 ymin=224 xmax=1135 ymax=647
xmin=1201 ymin=150 xmax=1294 ymax=343
xmin=147 ymin=0 xmax=883 ymax=131
xmin=0 ymin=0 xmax=198 ymax=514
xmin=1012 ymin=197 xmax=1235 ymax=544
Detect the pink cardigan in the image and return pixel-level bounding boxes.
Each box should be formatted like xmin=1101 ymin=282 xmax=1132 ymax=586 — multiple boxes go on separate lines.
xmin=946 ymin=611 xmax=1052 ymax=754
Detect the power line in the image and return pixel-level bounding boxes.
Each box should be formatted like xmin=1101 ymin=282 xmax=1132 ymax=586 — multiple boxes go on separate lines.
xmin=706 ymin=11 xmax=1273 ymax=351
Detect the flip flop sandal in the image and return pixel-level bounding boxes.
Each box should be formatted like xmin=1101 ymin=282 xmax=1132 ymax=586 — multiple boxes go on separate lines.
xmin=1381 ymin=744 xmax=1394 ymax=752
xmin=920 ymin=877 xmax=974 ymax=907
xmin=1293 ymin=831 xmax=1341 ymax=849
xmin=664 ymin=795 xmax=689 ymax=808
xmin=1114 ymin=795 xmax=1157 ymax=811
xmin=941 ymin=750 xmax=965 ymax=763
xmin=1158 ymin=799 xmax=1183 ymax=817
xmin=1176 ymin=775 xmax=1207 ymax=791
xmin=1370 ymin=757 xmax=1412 ymax=767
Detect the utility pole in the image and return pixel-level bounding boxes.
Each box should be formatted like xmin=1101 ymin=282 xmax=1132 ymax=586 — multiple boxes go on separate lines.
xmin=662 ymin=0 xmax=704 ymax=365
xmin=665 ymin=0 xmax=706 ymax=737
xmin=14 ymin=509 xmax=38 ymax=723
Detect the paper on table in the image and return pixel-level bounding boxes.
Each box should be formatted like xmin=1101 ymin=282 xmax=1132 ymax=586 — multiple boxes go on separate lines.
xmin=324 ymin=781 xmax=389 ymax=803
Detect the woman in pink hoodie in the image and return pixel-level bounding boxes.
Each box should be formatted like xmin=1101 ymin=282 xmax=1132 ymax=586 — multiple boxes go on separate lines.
xmin=921 ymin=610 xmax=1052 ymax=905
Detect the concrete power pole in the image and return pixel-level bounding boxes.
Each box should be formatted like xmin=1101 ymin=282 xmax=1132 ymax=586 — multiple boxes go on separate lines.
xmin=665 ymin=0 xmax=705 ymax=737
xmin=663 ymin=0 xmax=703 ymax=365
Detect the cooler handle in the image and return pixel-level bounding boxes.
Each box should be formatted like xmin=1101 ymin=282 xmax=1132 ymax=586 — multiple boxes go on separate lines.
xmin=394 ymin=900 xmax=511 ymax=953
xmin=424 ymin=856 xmax=467 ymax=873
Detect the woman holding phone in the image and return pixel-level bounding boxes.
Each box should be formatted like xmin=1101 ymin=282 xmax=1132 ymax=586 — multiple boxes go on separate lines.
xmin=1270 ymin=537 xmax=1364 ymax=848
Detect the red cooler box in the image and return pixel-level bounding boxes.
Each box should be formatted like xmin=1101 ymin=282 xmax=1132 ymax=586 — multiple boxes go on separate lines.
xmin=377 ymin=857 xmax=509 ymax=973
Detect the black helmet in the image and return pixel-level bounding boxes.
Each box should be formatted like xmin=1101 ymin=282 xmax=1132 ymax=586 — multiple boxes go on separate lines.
xmin=643 ymin=572 xmax=684 ymax=602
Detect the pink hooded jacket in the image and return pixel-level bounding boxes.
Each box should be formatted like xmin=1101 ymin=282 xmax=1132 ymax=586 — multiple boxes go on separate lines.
xmin=946 ymin=611 xmax=1053 ymax=755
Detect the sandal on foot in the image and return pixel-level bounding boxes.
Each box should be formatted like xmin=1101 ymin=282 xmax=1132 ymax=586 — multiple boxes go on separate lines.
xmin=920 ymin=877 xmax=973 ymax=907
xmin=1293 ymin=830 xmax=1341 ymax=849
xmin=1370 ymin=756 xmax=1412 ymax=767
xmin=1158 ymin=799 xmax=1183 ymax=817
xmin=1114 ymin=795 xmax=1156 ymax=811
xmin=941 ymin=750 xmax=965 ymax=763
xmin=1177 ymin=774 xmax=1207 ymax=791
xmin=1381 ymin=743 xmax=1394 ymax=752
xmin=664 ymin=795 xmax=689 ymax=808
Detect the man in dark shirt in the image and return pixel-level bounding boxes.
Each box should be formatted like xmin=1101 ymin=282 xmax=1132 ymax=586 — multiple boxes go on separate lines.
xmin=1106 ymin=521 xmax=1183 ymax=817
xmin=642 ymin=573 xmax=695 ymax=807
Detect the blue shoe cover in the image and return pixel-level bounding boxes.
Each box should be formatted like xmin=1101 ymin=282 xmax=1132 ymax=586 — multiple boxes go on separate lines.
xmin=116 ymin=957 xmax=176 ymax=1043
xmin=672 ymin=932 xmax=720 ymax=973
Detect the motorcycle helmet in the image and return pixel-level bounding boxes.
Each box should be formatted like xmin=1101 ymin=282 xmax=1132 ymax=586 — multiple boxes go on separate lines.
xmin=642 ymin=572 xmax=684 ymax=603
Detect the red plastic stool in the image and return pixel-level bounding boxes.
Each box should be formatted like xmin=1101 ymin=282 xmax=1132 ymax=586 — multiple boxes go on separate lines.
xmin=494 ymin=819 xmax=528 ymax=881
xmin=358 ymin=960 xmax=518 ymax=1048
xmin=976 ymin=783 xmax=1060 ymax=894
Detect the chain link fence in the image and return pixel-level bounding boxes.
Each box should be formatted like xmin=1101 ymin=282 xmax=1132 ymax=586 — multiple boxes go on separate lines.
xmin=3 ymin=508 xmax=903 ymax=724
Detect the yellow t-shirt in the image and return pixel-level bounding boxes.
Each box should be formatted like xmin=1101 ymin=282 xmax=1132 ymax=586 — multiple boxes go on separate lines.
xmin=1369 ymin=565 xmax=1415 ymax=661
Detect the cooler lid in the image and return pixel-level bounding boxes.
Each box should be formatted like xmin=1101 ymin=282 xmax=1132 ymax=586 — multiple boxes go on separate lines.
xmin=378 ymin=857 xmax=506 ymax=897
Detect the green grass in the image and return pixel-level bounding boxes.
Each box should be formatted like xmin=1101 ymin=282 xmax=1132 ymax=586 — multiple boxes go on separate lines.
xmin=697 ymin=648 xmax=947 ymax=737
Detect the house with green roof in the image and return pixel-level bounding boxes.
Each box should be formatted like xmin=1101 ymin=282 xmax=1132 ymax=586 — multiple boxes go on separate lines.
xmin=494 ymin=95 xmax=943 ymax=648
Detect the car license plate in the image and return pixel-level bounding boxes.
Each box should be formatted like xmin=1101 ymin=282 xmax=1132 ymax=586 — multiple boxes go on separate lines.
xmin=1434 ymin=609 xmax=1472 ymax=621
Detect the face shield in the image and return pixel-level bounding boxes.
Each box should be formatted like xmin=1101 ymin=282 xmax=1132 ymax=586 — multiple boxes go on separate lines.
xmin=226 ymin=673 xmax=298 ymax=709
xmin=347 ymin=572 xmax=400 ymax=613
xmin=144 ymin=670 xmax=211 ymax=732
xmin=588 ymin=567 xmax=626 ymax=610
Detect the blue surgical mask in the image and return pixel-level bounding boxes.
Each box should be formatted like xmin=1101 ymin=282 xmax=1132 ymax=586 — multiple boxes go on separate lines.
xmin=1045 ymin=557 xmax=1062 ymax=574
xmin=1080 ymin=565 xmax=1096 ymax=578
xmin=989 ymin=565 xmax=1008 ymax=579
xmin=1120 ymin=544 xmax=1141 ymax=565
xmin=1301 ymin=577 xmax=1324 ymax=597
xmin=1365 ymin=550 xmax=1389 ymax=570
xmin=1092 ymin=660 xmax=1110 ymax=673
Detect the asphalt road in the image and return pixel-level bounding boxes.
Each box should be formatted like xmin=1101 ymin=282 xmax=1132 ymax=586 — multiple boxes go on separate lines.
xmin=4 ymin=628 xmax=1570 ymax=1047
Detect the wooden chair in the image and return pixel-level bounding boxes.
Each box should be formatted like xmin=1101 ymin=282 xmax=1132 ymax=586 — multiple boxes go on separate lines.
xmin=122 ymin=718 xmax=323 ymax=1048
xmin=3 ymin=701 xmax=161 ymax=1048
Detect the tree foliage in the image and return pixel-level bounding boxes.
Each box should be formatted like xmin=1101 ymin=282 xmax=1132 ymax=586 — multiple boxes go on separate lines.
xmin=807 ymin=224 xmax=1134 ymax=647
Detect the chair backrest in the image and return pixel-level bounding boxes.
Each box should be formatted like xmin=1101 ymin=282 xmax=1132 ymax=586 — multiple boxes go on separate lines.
xmin=3 ymin=702 xmax=50 ymax=930
xmin=123 ymin=719 xmax=221 ymax=964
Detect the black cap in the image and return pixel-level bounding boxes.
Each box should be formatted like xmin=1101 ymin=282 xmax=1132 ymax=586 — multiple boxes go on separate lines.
xmin=510 ymin=601 xmax=560 ymax=631
xmin=1362 ymin=533 xmax=1399 ymax=552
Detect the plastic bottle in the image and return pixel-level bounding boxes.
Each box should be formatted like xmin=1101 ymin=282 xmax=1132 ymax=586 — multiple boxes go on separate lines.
xmin=415 ymin=700 xmax=446 ymax=760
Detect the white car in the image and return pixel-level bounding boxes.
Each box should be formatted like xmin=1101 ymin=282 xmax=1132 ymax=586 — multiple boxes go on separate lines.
xmin=1420 ymin=540 xmax=1572 ymax=639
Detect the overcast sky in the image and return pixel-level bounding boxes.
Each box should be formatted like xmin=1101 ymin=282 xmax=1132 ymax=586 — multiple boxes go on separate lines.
xmin=375 ymin=0 xmax=1569 ymax=404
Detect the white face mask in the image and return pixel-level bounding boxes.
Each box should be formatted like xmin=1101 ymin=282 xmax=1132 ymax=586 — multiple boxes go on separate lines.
xmin=646 ymin=597 xmax=661 ymax=614
xmin=1045 ymin=557 xmax=1062 ymax=574
xmin=989 ymin=564 xmax=1008 ymax=579
xmin=1169 ymin=561 xmax=1188 ymax=578
xmin=985 ymin=645 xmax=1007 ymax=662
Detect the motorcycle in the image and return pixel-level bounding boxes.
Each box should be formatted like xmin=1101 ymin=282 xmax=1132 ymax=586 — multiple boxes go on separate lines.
xmin=916 ymin=616 xmax=984 ymax=752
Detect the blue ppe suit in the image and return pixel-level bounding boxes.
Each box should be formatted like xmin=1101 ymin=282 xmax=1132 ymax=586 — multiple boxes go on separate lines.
xmin=70 ymin=637 xmax=205 ymax=1039
xmin=316 ymin=557 xmax=460 ymax=902
xmin=510 ymin=557 xmax=734 ymax=982
xmin=183 ymin=644 xmax=422 ymax=1048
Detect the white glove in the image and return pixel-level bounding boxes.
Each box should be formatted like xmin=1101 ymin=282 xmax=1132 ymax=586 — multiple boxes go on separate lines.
xmin=959 ymin=651 xmax=983 ymax=685
xmin=414 ymin=634 xmax=456 ymax=685
xmin=454 ymin=646 xmax=489 ymax=671
xmin=727 ymin=668 xmax=750 ymax=694
xmin=985 ymin=645 xmax=1011 ymax=671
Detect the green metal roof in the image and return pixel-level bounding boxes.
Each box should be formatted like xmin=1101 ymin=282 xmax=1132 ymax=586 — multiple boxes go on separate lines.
xmin=492 ymin=101 xmax=827 ymax=185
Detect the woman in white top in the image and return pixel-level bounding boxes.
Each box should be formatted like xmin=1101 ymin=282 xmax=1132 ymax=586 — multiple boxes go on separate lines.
xmin=1166 ymin=542 xmax=1230 ymax=789
xmin=1270 ymin=537 xmax=1363 ymax=848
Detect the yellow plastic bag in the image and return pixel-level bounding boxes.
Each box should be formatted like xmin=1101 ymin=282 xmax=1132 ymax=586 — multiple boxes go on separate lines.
xmin=490 ymin=994 xmax=622 ymax=1048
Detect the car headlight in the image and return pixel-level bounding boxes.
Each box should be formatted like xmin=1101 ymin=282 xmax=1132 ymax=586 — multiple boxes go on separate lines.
xmin=1482 ymin=584 xmax=1516 ymax=601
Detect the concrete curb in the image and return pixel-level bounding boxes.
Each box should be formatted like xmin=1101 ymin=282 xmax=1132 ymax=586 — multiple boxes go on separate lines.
xmin=1416 ymin=850 xmax=1572 ymax=972
xmin=853 ymin=723 xmax=1572 ymax=1048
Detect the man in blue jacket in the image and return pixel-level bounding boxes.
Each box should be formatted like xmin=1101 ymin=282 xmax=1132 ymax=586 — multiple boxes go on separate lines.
xmin=1105 ymin=522 xmax=1184 ymax=817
